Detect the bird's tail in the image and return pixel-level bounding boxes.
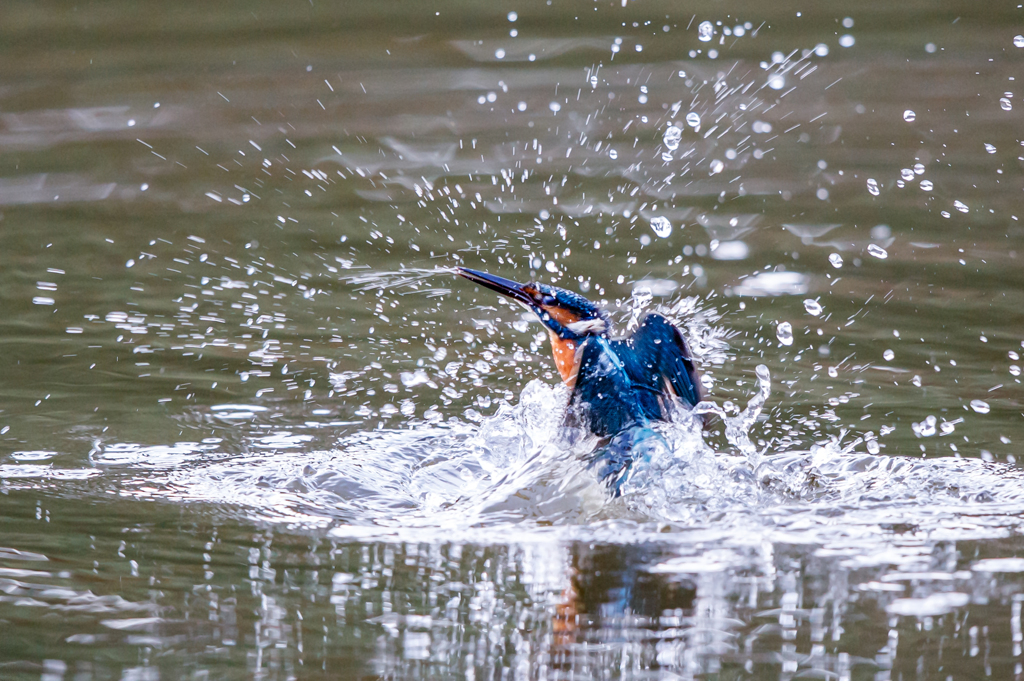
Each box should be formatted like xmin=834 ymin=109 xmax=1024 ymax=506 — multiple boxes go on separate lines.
xmin=588 ymin=425 xmax=670 ymax=497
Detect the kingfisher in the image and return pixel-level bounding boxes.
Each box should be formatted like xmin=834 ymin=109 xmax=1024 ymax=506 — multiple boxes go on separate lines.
xmin=456 ymin=267 xmax=705 ymax=495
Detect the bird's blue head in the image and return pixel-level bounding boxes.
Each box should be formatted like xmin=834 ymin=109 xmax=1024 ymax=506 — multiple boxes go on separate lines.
xmin=456 ymin=267 xmax=609 ymax=341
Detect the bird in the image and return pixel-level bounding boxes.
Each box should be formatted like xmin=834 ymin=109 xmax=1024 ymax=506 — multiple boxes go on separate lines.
xmin=456 ymin=267 xmax=705 ymax=495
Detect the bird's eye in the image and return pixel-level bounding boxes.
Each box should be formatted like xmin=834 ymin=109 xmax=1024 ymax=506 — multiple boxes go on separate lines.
xmin=541 ymin=295 xmax=556 ymax=306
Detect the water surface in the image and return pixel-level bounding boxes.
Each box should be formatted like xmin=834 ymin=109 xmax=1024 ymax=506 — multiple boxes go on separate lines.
xmin=1 ymin=1 xmax=1024 ymax=679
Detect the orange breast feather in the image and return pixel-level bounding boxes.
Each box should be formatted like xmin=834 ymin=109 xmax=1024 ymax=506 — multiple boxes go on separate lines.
xmin=548 ymin=333 xmax=580 ymax=387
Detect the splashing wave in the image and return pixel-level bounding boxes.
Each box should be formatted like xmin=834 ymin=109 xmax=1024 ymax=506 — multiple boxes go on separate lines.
xmin=79 ymin=369 xmax=1024 ymax=545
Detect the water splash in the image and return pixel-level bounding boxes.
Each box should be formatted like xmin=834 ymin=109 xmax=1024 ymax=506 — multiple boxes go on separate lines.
xmin=626 ymin=286 xmax=654 ymax=330
xmin=867 ymin=244 xmax=888 ymax=259
xmin=724 ymin=364 xmax=771 ymax=465
xmin=650 ymin=216 xmax=672 ymax=238
xmin=776 ymin=321 xmax=794 ymax=345
xmin=662 ymin=125 xmax=682 ymax=151
xmin=802 ymin=299 xmax=822 ymax=316
xmin=970 ymin=399 xmax=991 ymax=414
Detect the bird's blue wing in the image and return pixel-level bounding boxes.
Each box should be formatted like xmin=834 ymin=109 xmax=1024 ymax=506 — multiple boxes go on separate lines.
xmin=567 ymin=317 xmax=702 ymax=491
xmin=567 ymin=336 xmax=652 ymax=437
xmin=619 ymin=313 xmax=704 ymax=408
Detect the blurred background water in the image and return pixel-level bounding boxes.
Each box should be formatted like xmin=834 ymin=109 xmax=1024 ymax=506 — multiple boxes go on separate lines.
xmin=2 ymin=1 xmax=1024 ymax=679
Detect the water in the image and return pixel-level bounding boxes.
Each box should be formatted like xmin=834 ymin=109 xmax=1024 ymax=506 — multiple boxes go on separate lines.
xmin=3 ymin=1 xmax=1024 ymax=679
xmin=775 ymin=321 xmax=794 ymax=347
xmin=662 ymin=125 xmax=682 ymax=152
xmin=802 ymin=298 xmax=823 ymax=316
xmin=650 ymin=216 xmax=673 ymax=239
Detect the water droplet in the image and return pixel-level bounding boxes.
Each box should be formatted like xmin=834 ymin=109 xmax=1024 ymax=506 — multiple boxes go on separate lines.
xmin=776 ymin=321 xmax=794 ymax=346
xmin=507 ymin=11 xmax=517 ymax=21
xmin=912 ymin=375 xmax=922 ymax=387
xmin=828 ymin=253 xmax=844 ymax=268
xmin=901 ymin=168 xmax=915 ymax=181
xmin=495 ymin=49 xmax=506 ymax=59
xmin=915 ymin=415 xmax=938 ymax=437
xmin=768 ymin=75 xmax=785 ymax=90
xmin=400 ymin=370 xmax=430 ymax=387
xmin=1015 ymin=35 xmax=1024 ymax=48
xmin=709 ymin=159 xmax=724 ymax=174
xmin=803 ymin=299 xmax=822 ymax=316
xmin=954 ymin=200 xmax=968 ymax=213
xmin=828 ymin=366 xmax=838 ymax=378
xmin=903 ymin=109 xmax=916 ymax=122
xmin=1010 ymin=365 xmax=1021 ymax=377
xmin=549 ymin=102 xmax=561 ymax=113
xmin=867 ymin=244 xmax=888 ymax=259
xmin=883 ymin=349 xmax=895 ymax=361
xmin=913 ymin=163 xmax=925 ymax=174
xmin=1001 ymin=98 xmax=1013 ymax=111
xmin=650 ymin=216 xmax=672 ymax=238
xmin=839 ymin=34 xmax=855 ymax=48
xmin=698 ymin=21 xmax=714 ymax=42
xmin=985 ymin=143 xmax=997 ymax=154
xmin=663 ymin=125 xmax=682 ymax=151
xmin=920 ymin=180 xmax=933 ymax=191
xmin=609 ymin=149 xmax=618 ymax=160
xmin=866 ymin=439 xmax=880 ymax=454
xmin=866 ymin=178 xmax=880 ymax=196
xmin=970 ymin=399 xmax=991 ymax=414
xmin=590 ymin=75 xmax=598 ymax=88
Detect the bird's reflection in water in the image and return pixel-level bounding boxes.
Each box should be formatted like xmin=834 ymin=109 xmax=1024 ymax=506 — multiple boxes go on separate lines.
xmin=550 ymin=543 xmax=700 ymax=674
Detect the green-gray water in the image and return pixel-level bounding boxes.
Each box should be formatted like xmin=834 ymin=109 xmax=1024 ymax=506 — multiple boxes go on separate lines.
xmin=2 ymin=1 xmax=1024 ymax=679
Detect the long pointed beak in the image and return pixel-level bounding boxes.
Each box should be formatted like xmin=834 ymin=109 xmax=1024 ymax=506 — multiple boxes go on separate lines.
xmin=456 ymin=267 xmax=536 ymax=308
